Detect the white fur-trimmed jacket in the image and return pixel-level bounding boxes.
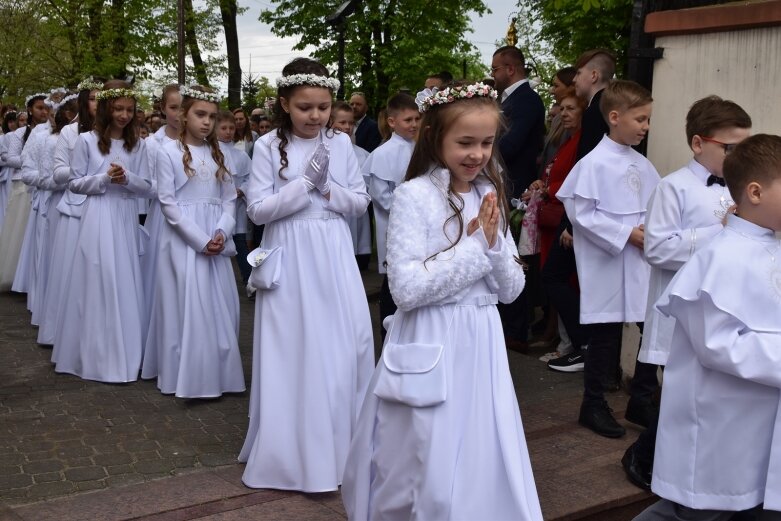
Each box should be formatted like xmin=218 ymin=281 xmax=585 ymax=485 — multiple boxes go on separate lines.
xmin=386 ymin=167 xmax=525 ymax=311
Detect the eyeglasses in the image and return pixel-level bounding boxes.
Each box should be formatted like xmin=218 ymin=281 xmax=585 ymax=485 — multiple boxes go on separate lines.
xmin=490 ymin=65 xmax=509 ymax=73
xmin=700 ymin=135 xmax=738 ymax=155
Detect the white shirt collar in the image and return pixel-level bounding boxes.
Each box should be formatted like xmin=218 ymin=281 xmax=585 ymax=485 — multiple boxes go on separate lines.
xmin=353 ymin=114 xmax=367 ymax=136
xmin=501 ymin=78 xmax=528 ymax=103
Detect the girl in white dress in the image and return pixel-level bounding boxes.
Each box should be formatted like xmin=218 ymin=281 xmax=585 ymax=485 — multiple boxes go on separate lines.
xmin=239 ymin=57 xmax=374 ymax=492
xmin=141 ymin=84 xmax=182 ymax=336
xmin=143 ymin=86 xmax=244 ymax=398
xmin=23 ymin=96 xmax=79 ymax=327
xmin=0 ymin=94 xmax=49 ymax=290
xmin=215 ymin=110 xmax=252 ymax=291
xmin=54 ymin=80 xmax=152 ymax=383
xmin=0 ymin=111 xmax=21 ymax=229
xmin=342 ymin=83 xmax=543 ymax=521
xmin=40 ymin=79 xmax=101 ymax=347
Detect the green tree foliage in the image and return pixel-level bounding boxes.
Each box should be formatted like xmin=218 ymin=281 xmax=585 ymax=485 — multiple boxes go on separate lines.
xmin=517 ymin=0 xmax=633 ymax=75
xmin=259 ymin=0 xmax=490 ymax=114
xmin=241 ymin=75 xmax=276 ymax=112
xmin=0 ymin=0 xmax=225 ymax=105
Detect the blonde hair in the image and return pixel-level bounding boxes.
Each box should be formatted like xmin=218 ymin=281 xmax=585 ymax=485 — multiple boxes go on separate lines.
xmin=599 ymin=79 xmax=652 ymax=122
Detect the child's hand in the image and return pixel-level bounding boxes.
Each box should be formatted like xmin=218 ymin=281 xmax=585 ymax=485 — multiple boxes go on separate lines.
xmin=237 ymin=188 xmax=244 ymax=198
xmin=204 ymin=233 xmax=225 ymax=255
xmin=467 ymin=193 xmax=499 ymax=248
xmin=629 ymin=224 xmax=644 ymax=249
xmin=559 ymin=229 xmax=573 ymax=249
xmin=108 ymin=163 xmax=127 ymax=185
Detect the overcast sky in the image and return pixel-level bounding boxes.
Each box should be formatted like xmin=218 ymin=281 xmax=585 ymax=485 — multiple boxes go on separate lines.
xmin=220 ymin=0 xmax=519 ymax=87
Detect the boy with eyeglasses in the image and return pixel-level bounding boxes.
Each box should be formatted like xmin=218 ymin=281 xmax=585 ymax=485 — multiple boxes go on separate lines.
xmin=622 ymin=95 xmax=752 ymax=490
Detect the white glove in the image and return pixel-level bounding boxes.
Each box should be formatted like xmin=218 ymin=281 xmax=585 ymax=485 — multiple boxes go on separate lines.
xmin=302 ymin=143 xmax=331 ymax=195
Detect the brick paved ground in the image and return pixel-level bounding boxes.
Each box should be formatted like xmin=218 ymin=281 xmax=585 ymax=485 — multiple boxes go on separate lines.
xmin=0 ymin=270 xmax=652 ymax=520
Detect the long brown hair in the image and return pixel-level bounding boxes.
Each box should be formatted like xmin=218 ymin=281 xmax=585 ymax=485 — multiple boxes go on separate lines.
xmin=178 ymin=85 xmax=230 ymax=181
xmin=405 ymin=88 xmax=512 ymax=263
xmin=94 ymin=79 xmax=139 ymax=155
xmin=272 ymin=57 xmax=334 ymax=179
xmin=231 ymin=108 xmax=252 ymax=143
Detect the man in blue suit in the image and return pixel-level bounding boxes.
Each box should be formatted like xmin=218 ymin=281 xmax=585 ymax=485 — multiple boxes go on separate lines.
xmin=492 ymin=46 xmax=546 ymax=198
xmin=350 ymin=92 xmax=382 ymax=153
xmin=491 ymin=46 xmax=546 ymax=352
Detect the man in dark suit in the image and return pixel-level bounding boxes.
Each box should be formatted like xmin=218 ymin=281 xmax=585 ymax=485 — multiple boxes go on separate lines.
xmin=491 ymin=46 xmax=546 ymax=352
xmin=350 ymin=92 xmax=382 ymax=153
xmin=492 ymin=46 xmax=546 ymax=198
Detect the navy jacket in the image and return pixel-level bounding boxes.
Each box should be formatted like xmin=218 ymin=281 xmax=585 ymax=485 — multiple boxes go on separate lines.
xmin=355 ymin=116 xmax=382 ymax=153
xmin=498 ymin=81 xmax=546 ymax=198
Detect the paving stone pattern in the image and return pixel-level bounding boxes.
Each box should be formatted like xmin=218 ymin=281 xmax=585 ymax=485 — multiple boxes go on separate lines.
xmin=1 ymin=271 xmax=651 ymax=519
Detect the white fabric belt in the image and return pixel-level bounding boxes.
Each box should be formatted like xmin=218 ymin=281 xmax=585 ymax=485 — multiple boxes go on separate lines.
xmin=178 ymin=197 xmax=221 ymax=206
xmin=285 ymin=210 xmax=341 ymax=221
xmin=456 ymin=294 xmax=499 ymax=307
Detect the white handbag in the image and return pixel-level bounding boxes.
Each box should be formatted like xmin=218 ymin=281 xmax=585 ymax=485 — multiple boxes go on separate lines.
xmin=247 ymin=246 xmax=283 ymax=290
xmin=373 ymin=341 xmax=446 ymax=407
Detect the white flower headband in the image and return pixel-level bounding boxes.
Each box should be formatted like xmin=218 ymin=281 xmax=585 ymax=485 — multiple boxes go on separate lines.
xmin=25 ymin=92 xmax=49 ymax=107
xmin=77 ymin=77 xmax=104 ymax=91
xmin=50 ymin=87 xmax=67 ymax=96
xmin=60 ymin=93 xmax=79 ymax=106
xmin=96 ymin=88 xmax=137 ymax=101
xmin=180 ymin=85 xmax=221 ymax=104
xmin=415 ymin=82 xmax=498 ymax=112
xmin=276 ymin=73 xmax=340 ymax=91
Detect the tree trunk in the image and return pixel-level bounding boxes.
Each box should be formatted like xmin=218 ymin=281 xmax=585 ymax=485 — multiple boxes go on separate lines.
xmin=111 ymin=0 xmax=128 ymax=78
xmin=183 ymin=0 xmax=209 ymax=86
xmin=219 ymin=0 xmax=241 ymax=108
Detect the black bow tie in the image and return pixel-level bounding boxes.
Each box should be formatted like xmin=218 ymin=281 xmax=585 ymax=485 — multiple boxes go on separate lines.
xmin=706 ymin=175 xmax=725 ymax=187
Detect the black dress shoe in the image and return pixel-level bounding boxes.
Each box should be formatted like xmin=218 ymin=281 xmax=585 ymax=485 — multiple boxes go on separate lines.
xmin=625 ymin=398 xmax=659 ymax=429
xmin=579 ymin=401 xmax=626 ymax=438
xmin=622 ymin=444 xmax=652 ymax=490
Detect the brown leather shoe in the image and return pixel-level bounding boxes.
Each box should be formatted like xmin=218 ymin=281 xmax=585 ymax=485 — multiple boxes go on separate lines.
xmin=505 ymin=337 xmax=529 ymax=353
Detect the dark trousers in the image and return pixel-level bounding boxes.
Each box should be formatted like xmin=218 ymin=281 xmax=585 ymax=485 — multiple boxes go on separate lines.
xmin=583 ymin=322 xmax=659 ymax=405
xmin=541 ymin=237 xmax=586 ymax=348
xmin=233 ymin=233 xmax=251 ymax=284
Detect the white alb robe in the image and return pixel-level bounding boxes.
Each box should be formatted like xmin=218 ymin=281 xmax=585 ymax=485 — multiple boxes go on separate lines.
xmin=142 ymin=140 xmax=244 ymax=398
xmin=654 ymin=215 xmax=781 ymax=512
xmin=342 ymin=168 xmax=542 ymax=521
xmin=39 ymin=123 xmax=83 ymax=347
xmin=363 ymin=132 xmax=414 ymax=273
xmin=557 ymin=135 xmax=660 ymax=323
xmin=347 ymin=143 xmax=371 ymax=256
xmin=639 ymin=159 xmax=732 ymax=365
xmin=239 ymin=129 xmax=373 ymax=492
xmin=54 ymin=132 xmax=152 ymax=383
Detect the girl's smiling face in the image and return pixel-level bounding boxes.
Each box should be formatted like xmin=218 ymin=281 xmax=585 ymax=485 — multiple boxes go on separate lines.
xmin=440 ymin=106 xmax=498 ymax=193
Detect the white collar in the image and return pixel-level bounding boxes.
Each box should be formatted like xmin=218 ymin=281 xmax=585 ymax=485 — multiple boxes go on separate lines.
xmin=501 ymin=78 xmax=528 ymax=102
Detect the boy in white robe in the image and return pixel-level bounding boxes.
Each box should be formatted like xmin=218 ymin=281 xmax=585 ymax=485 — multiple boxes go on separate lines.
xmin=362 ymin=93 xmax=420 ymax=333
xmin=330 ymin=101 xmax=371 ymax=270
xmin=557 ymin=80 xmax=660 ymax=438
xmin=622 ymin=96 xmax=752 ymax=490
xmin=634 ymin=134 xmax=781 ymax=521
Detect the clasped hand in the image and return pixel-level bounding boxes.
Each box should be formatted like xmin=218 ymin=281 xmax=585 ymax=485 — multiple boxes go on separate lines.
xmin=108 ymin=163 xmax=127 ymax=185
xmin=204 ymin=233 xmax=225 ymax=256
xmin=302 ymin=143 xmax=331 ymax=195
xmin=467 ymin=192 xmax=500 ymax=248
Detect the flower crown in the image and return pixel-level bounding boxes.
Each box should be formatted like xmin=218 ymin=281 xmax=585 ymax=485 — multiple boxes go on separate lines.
xmin=25 ymin=92 xmax=49 ymax=107
xmin=96 ymin=88 xmax=137 ymax=101
xmin=180 ymin=85 xmax=221 ymax=104
xmin=77 ymin=77 xmax=104 ymax=91
xmin=60 ymin=93 xmax=79 ymax=106
xmin=415 ymin=82 xmax=497 ymax=112
xmin=276 ymin=73 xmax=340 ymax=91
